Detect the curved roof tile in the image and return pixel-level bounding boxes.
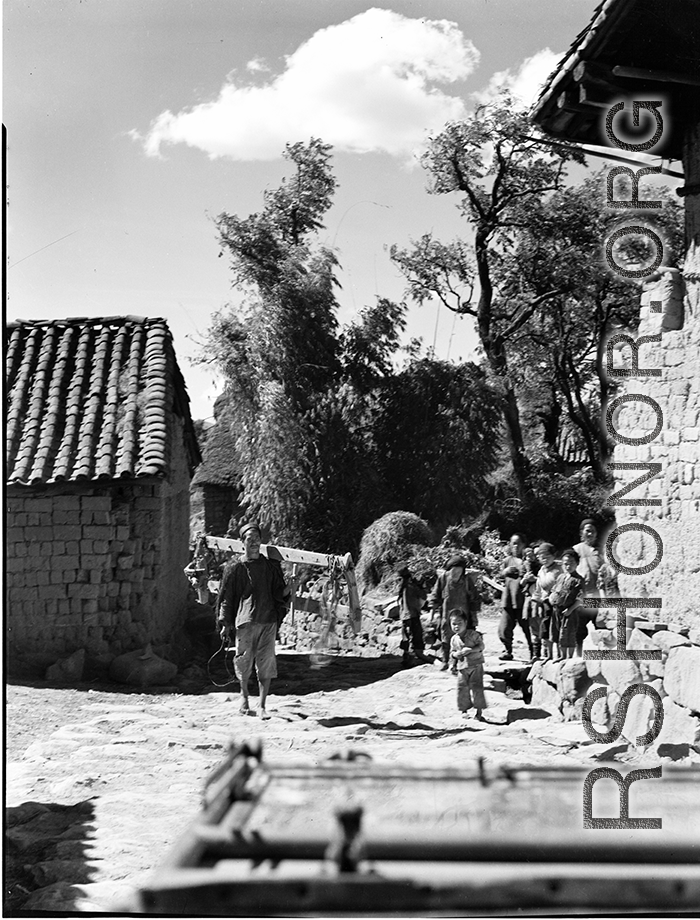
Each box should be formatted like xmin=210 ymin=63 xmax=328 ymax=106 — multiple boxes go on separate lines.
xmin=5 ymin=316 xmax=201 ymax=485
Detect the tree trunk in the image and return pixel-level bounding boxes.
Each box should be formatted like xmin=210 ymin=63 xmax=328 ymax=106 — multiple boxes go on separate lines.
xmin=475 ymin=229 xmax=529 ymax=495
xmin=538 ymin=383 xmax=562 ymax=455
xmin=595 ymin=325 xmax=612 ymax=465
xmin=501 ymin=380 xmax=530 ymax=493
xmin=555 ymin=357 xmax=607 ymax=482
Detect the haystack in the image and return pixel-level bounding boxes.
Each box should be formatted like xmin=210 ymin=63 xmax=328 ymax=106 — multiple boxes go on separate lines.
xmin=356 ymin=512 xmax=433 ymax=590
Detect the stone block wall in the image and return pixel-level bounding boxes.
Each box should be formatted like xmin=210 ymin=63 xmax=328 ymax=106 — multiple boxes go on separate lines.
xmin=6 ymin=448 xmax=191 ymax=672
xmin=610 ymin=273 xmax=700 ymax=627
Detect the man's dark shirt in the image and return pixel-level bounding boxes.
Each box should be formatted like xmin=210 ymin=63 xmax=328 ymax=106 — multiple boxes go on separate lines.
xmin=218 ymin=556 xmax=287 ymax=629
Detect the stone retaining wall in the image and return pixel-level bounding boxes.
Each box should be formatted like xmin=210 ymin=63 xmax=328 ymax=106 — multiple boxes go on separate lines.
xmin=279 ymin=594 xmax=436 ymax=658
xmin=530 ymin=624 xmax=700 ymax=754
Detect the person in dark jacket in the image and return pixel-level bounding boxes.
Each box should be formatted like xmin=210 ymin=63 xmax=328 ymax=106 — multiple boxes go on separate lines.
xmin=397 ymin=566 xmax=429 ymax=665
xmin=217 ymin=522 xmax=288 ymax=719
xmin=429 ymin=555 xmax=481 ymax=670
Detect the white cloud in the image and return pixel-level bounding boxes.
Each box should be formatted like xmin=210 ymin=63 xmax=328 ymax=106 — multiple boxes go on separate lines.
xmin=137 ymin=8 xmax=479 ymax=160
xmin=474 ymin=48 xmax=561 ymax=109
xmin=246 ymin=57 xmax=269 ymax=74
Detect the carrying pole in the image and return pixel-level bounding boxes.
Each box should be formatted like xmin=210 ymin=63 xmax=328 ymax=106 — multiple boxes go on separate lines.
xmin=205 ymin=537 xmax=362 ymax=632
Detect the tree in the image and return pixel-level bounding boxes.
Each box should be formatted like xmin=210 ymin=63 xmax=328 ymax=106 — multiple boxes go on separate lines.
xmin=496 ymin=169 xmax=684 ymax=479
xmin=372 ymin=359 xmax=502 ymax=532
xmin=204 ymin=140 xmax=341 ymax=545
xmin=214 ymin=139 xmax=342 ymax=410
xmin=391 ymin=94 xmax=583 ymax=494
xmin=203 ymin=140 xmax=503 ymax=551
xmin=204 ymin=141 xmax=412 ymax=550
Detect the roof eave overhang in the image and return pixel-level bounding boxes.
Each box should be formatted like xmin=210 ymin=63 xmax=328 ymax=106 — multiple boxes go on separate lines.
xmin=530 ymin=0 xmax=700 ymax=162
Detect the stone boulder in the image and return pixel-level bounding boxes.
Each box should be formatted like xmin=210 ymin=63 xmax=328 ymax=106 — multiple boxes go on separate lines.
xmin=664 ymin=646 xmax=700 ymax=712
xmin=652 ymin=630 xmax=692 ymax=655
xmin=557 ymin=659 xmax=591 ymax=703
xmin=45 ymin=649 xmax=86 ymax=683
xmin=585 ymin=683 xmax=613 ymax=729
xmin=600 ymin=658 xmax=642 ymax=696
xmin=530 ymin=674 xmax=563 ymax=716
xmin=619 ymin=689 xmax=661 ymax=748
xmin=108 ymin=644 xmax=178 ymax=687
xmin=627 ymin=627 xmax=665 ymax=680
xmin=540 ymin=659 xmax=563 ymax=685
xmin=654 ymin=696 xmax=700 ymax=751
xmin=582 ymin=627 xmax=616 ymax=679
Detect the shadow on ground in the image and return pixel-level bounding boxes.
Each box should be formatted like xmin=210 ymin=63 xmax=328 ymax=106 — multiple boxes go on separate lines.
xmin=4 ymin=799 xmax=96 ymax=914
xmin=209 ymin=651 xmax=407 ymax=697
xmin=6 ymin=652 xmax=407 ymax=700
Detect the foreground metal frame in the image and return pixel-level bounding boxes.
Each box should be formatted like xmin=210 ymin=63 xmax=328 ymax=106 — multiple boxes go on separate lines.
xmin=132 ymin=741 xmax=700 ymax=914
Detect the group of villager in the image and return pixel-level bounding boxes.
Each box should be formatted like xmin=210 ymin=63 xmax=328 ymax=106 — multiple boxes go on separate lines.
xmin=191 ymin=518 xmax=614 ymax=722
xmin=397 ymin=519 xmax=616 ymax=721
xmin=495 ymin=519 xmax=616 ymax=663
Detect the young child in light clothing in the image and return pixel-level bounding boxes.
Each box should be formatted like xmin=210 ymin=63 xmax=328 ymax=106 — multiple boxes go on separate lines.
xmin=532 ymin=543 xmax=562 ymax=660
xmin=449 ymin=609 xmax=487 ymax=720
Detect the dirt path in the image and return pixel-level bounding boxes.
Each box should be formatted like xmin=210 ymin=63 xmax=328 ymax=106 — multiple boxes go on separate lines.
xmin=5 ymin=614 xmax=617 ymax=913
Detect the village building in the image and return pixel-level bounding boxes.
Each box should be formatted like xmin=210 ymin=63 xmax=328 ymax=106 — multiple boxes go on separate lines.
xmin=190 ymin=395 xmax=242 ymax=538
xmin=531 ymin=0 xmax=700 ymax=624
xmin=5 ymin=315 xmax=201 ymax=674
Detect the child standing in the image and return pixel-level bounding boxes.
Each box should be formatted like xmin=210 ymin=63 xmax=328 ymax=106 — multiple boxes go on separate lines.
xmin=520 ymin=545 xmax=541 ymax=659
xmin=449 ymin=609 xmax=487 ymax=720
xmin=532 ymin=543 xmax=562 ymax=660
xmin=498 ymin=533 xmax=532 ymax=661
xmin=549 ymin=549 xmax=585 ymax=659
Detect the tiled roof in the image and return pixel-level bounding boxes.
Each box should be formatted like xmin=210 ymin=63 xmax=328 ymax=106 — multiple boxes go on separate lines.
xmin=6 ymin=316 xmax=201 ymax=485
xmin=556 ymin=425 xmax=589 ymax=466
xmin=530 ymin=0 xmax=699 ymax=160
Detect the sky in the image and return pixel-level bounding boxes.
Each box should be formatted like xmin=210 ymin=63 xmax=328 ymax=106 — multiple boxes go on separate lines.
xmin=4 ymin=0 xmax=609 ymax=421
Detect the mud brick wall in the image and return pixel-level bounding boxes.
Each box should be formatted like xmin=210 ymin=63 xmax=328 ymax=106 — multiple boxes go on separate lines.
xmin=6 ymin=432 xmax=191 ymax=672
xmin=610 ymin=271 xmax=700 ymax=627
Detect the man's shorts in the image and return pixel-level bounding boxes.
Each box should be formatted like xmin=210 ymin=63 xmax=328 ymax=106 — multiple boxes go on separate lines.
xmin=234 ymin=622 xmax=278 ymax=682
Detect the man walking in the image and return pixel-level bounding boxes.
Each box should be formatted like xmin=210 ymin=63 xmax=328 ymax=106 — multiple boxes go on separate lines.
xmin=217 ymin=522 xmax=289 ymax=719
